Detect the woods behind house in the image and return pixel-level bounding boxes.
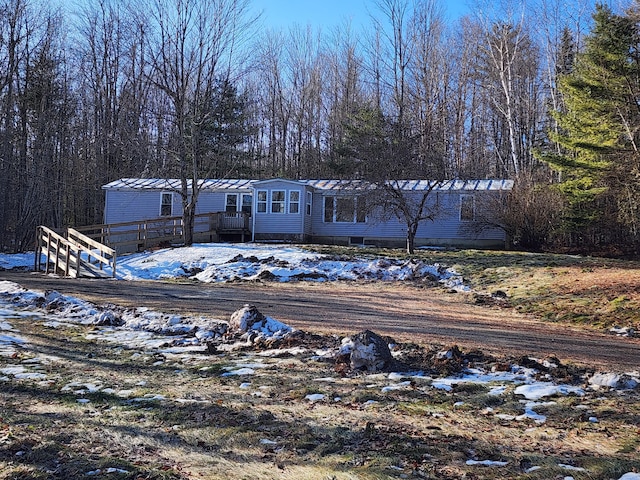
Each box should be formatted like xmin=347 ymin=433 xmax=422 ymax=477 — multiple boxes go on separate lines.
xmin=1 ymin=0 xmax=640 ymax=256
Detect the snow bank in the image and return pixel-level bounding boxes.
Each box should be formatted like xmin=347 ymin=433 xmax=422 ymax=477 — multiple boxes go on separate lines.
xmin=1 ymin=244 xmax=467 ymax=287
xmin=0 ymin=281 xmax=231 ymax=348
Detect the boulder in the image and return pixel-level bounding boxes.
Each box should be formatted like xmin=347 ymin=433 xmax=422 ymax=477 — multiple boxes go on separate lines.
xmin=346 ymin=330 xmax=393 ymax=372
xmin=229 ymin=304 xmax=266 ymax=333
xmin=228 ymin=304 xmax=293 ymax=340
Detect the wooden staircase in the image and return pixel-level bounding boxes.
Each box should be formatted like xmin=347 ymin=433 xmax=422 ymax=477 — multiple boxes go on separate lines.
xmin=35 ymin=226 xmax=117 ymax=278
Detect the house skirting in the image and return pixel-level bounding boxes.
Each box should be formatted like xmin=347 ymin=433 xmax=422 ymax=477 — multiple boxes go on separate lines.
xmin=309 ymin=235 xmax=507 ymax=249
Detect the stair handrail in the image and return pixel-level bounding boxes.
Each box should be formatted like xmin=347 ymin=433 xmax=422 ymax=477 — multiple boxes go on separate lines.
xmin=35 ymin=226 xmax=81 ymax=277
xmin=67 ymin=227 xmax=117 ymax=278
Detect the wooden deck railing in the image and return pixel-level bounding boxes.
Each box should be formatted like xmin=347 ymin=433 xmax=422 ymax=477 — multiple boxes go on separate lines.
xmin=67 ymin=228 xmax=117 ymax=277
xmin=35 ymin=226 xmax=116 ymax=278
xmin=74 ymin=212 xmax=251 ymax=253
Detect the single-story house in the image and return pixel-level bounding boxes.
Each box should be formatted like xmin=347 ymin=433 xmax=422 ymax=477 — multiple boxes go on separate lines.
xmin=101 ymin=178 xmax=513 ymax=249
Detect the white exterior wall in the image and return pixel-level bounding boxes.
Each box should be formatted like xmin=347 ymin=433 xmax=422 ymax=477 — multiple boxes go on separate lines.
xmin=103 ymin=189 xmax=181 ymax=223
xmin=252 ymin=179 xmax=307 ymax=240
xmin=309 ymin=190 xmax=506 ymax=247
xmin=102 ymin=178 xmax=510 ymax=248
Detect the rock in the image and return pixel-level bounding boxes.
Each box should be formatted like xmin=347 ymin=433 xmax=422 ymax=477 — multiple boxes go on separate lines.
xmin=230 ymin=305 xmax=266 ymax=333
xmin=433 ymin=345 xmax=465 ymax=374
xmin=95 ymin=310 xmax=123 ymax=326
xmin=610 ymin=326 xmax=635 ymax=337
xmin=347 ymin=330 xmax=393 ymax=372
xmin=228 ymin=305 xmax=293 ymax=344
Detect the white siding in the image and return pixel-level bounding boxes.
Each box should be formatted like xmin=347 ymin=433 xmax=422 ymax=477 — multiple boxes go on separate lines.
xmin=102 ymin=178 xmax=511 ymax=247
xmin=310 ymin=191 xmax=506 ymax=244
xmin=103 ymin=189 xmax=176 ymax=224
xmin=253 ymin=179 xmax=305 ymax=236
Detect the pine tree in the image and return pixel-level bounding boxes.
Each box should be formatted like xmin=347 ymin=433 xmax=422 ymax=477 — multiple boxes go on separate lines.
xmin=540 ymin=4 xmax=640 ymax=244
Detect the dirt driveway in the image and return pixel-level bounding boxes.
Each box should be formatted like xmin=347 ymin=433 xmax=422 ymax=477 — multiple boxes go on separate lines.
xmin=2 ymin=270 xmax=639 ymax=371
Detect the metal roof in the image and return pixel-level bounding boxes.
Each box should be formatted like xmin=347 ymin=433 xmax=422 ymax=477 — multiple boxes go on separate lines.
xmin=102 ymin=178 xmax=513 ymax=192
xmin=305 ymin=179 xmax=514 ymax=191
xmin=102 ymin=178 xmax=256 ymax=190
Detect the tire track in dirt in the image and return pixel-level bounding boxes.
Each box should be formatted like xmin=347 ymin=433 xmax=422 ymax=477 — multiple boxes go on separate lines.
xmin=2 ymin=270 xmax=639 ymax=371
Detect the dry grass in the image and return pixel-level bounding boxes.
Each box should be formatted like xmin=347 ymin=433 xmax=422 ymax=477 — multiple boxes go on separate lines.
xmin=3 ymin=248 xmax=640 ymax=479
xmin=2 ymin=313 xmax=640 ymax=480
xmin=312 ymin=246 xmax=640 ymax=330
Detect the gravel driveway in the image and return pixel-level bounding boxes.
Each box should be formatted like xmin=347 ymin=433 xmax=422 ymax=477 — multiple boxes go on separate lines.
xmin=2 ymin=270 xmax=639 ymax=371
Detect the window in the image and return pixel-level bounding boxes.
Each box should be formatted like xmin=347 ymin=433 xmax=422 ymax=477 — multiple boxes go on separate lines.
xmin=460 ymin=195 xmax=475 ymax=221
xmin=225 ymin=194 xmax=238 ymax=213
xmin=289 ymin=191 xmax=300 ymax=214
xmin=356 ymin=197 xmax=367 ymax=223
xmin=257 ymin=190 xmax=267 ymax=213
xmin=306 ymin=191 xmax=312 ymax=216
xmin=241 ymin=194 xmax=252 ymax=215
xmin=324 ymin=197 xmax=334 ymax=222
xmin=226 ymin=193 xmax=252 ymax=215
xmin=324 ymin=195 xmax=366 ymax=223
xmin=336 ymin=197 xmax=355 ymax=222
xmin=271 ymin=190 xmax=285 ymax=213
xmin=160 ymin=192 xmax=173 ymax=216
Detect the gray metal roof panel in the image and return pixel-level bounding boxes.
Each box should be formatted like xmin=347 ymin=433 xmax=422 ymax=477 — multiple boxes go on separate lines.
xmin=103 ymin=178 xmax=514 ymax=191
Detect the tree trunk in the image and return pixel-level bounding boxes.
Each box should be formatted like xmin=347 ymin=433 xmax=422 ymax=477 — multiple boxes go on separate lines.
xmin=183 ymin=201 xmax=195 ymax=247
xmin=406 ymin=222 xmax=418 ymax=254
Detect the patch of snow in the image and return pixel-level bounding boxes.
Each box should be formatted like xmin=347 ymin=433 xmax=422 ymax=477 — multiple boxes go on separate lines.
xmin=488 ymin=386 xmax=507 ymax=396
xmin=86 ymin=467 xmax=130 ymax=476
xmin=258 ymin=347 xmax=307 ymax=357
xmin=6 ymin=243 xmax=466 ymax=287
xmin=305 ymin=393 xmax=325 ymax=402
xmin=466 ymin=459 xmax=508 ymax=467
xmin=514 ymin=383 xmax=584 ymax=401
xmin=381 ymin=381 xmax=412 ymax=393
xmin=589 ymin=372 xmax=639 ymax=390
xmin=61 ymin=381 xmax=103 ymax=394
xmin=619 ymin=474 xmax=640 ymax=480
xmin=133 ymin=394 xmax=166 ymax=402
xmin=610 ymin=326 xmax=635 ymax=337
xmin=221 ymin=368 xmax=255 ymax=376
xmin=0 ymin=365 xmax=47 ymax=380
xmin=516 ymin=401 xmax=556 ymax=424
xmin=558 ymin=464 xmax=586 ymax=472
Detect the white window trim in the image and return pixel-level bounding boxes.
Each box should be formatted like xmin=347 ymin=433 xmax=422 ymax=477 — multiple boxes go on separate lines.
xmin=323 ymin=196 xmax=334 ymax=223
xmin=241 ymin=193 xmax=252 ymax=214
xmin=160 ymin=192 xmax=173 ymax=217
xmin=460 ymin=194 xmax=475 ymax=221
xmin=288 ymin=190 xmax=301 ymax=214
xmin=306 ymin=191 xmax=312 ymax=216
xmin=270 ymin=190 xmax=286 ymax=214
xmin=323 ymin=195 xmax=366 ymax=223
xmin=256 ymin=190 xmax=267 ymax=213
xmin=225 ymin=193 xmax=238 ymax=212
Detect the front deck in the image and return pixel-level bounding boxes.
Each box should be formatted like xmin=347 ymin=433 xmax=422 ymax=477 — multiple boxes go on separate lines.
xmin=74 ymin=212 xmax=251 ymax=254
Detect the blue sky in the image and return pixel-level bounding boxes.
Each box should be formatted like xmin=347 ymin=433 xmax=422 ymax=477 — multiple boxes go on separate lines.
xmin=251 ymin=0 xmax=470 ymax=31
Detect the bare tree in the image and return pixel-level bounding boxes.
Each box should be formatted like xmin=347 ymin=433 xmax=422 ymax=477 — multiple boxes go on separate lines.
xmin=145 ymin=0 xmax=255 ymax=245
xmin=72 ymin=0 xmax=153 ymax=227
xmin=0 ymin=0 xmax=75 ymax=251
xmin=324 ymin=22 xmax=365 ymax=173
xmin=0 ymin=0 xmax=29 ymax=251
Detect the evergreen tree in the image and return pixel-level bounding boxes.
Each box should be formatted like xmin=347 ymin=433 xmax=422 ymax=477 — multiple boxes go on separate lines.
xmin=540 ymin=4 xmax=640 ymax=245
xmin=191 ymin=78 xmax=254 ymax=178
